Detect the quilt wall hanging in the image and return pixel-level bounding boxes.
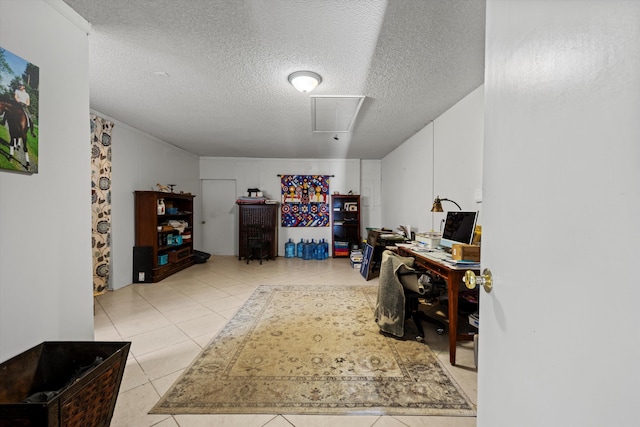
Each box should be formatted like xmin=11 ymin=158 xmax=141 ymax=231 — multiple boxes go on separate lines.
xmin=280 ymin=175 xmax=330 ymax=227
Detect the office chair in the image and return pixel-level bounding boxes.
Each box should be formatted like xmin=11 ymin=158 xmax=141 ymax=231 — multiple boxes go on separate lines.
xmin=244 ymin=224 xmax=270 ymax=264
xmin=401 ymin=273 xmax=447 ymax=339
xmin=376 ymin=250 xmax=446 ymax=342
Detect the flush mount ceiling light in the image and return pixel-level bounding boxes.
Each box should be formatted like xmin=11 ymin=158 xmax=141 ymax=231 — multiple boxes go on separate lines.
xmin=288 ymin=71 xmax=322 ymax=93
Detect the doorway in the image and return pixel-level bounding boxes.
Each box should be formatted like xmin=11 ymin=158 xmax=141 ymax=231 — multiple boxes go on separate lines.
xmin=201 ymin=179 xmax=237 ymax=256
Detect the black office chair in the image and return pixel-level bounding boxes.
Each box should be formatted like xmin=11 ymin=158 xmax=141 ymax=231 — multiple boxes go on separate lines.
xmin=245 ymin=224 xmax=270 ymax=264
xmin=376 ymin=250 xmax=446 ymax=342
xmin=400 ymin=272 xmax=447 ymax=340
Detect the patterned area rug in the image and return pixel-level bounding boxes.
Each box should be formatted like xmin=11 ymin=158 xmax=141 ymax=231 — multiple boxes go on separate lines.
xmin=151 ymin=285 xmax=475 ymax=416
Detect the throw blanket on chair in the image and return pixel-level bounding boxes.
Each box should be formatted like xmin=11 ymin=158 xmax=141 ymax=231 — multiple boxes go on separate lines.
xmin=374 ymin=250 xmax=425 ymax=337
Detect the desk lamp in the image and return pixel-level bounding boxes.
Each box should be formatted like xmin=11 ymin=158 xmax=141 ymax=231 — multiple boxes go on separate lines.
xmin=431 ymin=196 xmax=461 ymax=212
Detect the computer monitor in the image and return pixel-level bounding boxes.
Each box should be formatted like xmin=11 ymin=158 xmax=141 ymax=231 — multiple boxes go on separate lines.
xmin=439 ymin=211 xmax=478 ymax=249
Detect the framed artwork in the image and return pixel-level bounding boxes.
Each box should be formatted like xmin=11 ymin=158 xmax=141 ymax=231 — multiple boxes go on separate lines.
xmin=344 ymin=202 xmax=358 ymax=212
xmin=360 ymin=243 xmax=375 ymax=280
xmin=0 ymin=46 xmax=39 ymax=174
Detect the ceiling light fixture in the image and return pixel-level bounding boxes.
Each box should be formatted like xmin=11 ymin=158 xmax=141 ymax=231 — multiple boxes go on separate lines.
xmin=288 ymin=71 xmax=322 ymax=93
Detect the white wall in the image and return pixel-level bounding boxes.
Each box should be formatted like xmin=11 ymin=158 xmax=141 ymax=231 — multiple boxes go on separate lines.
xmin=200 ymin=157 xmax=378 ymax=255
xmin=434 ymin=86 xmax=484 ymax=225
xmin=101 ymin=113 xmax=201 ymax=290
xmin=381 ymin=86 xmax=484 ymax=234
xmin=0 ymin=0 xmax=94 ymax=360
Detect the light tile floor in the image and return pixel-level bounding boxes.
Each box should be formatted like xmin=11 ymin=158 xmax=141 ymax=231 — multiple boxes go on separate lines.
xmin=95 ymin=256 xmax=478 ymax=427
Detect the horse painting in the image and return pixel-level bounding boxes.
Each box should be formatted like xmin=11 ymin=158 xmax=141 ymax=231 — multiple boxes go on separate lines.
xmin=0 ymin=100 xmax=31 ymax=169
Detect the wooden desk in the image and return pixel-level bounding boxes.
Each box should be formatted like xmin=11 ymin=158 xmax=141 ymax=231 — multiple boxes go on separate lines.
xmin=397 ymin=246 xmax=479 ymax=366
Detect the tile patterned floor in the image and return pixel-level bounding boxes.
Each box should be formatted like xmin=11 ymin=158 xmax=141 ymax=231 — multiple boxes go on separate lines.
xmin=95 ymin=256 xmax=478 ymax=427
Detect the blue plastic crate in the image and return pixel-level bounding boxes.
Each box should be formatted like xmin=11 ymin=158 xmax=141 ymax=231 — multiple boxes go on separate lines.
xmin=166 ymin=234 xmax=183 ymax=246
xmin=158 ymin=254 xmax=168 ymax=265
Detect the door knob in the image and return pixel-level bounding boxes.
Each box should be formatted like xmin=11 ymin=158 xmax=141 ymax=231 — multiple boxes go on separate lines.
xmin=464 ymin=268 xmax=493 ymax=293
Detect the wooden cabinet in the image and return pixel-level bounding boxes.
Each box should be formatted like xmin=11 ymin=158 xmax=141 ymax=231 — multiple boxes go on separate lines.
xmin=237 ymin=203 xmax=279 ymax=260
xmin=134 ymin=191 xmax=195 ymax=282
xmin=331 ymin=194 xmax=361 ymax=257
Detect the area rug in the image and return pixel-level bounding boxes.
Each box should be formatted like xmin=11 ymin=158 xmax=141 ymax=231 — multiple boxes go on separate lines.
xmin=151 ymin=285 xmax=475 ymax=416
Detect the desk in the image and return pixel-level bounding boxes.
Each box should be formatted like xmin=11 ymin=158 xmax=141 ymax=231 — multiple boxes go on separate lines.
xmin=396 ymin=246 xmax=479 ymax=366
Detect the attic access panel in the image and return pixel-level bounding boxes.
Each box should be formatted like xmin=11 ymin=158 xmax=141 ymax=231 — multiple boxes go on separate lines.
xmin=311 ymin=96 xmax=365 ymax=133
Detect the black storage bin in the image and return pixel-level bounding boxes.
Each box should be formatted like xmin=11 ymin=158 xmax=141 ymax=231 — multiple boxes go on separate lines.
xmin=0 ymin=341 xmax=130 ymax=427
xmin=193 ymin=250 xmax=211 ymax=264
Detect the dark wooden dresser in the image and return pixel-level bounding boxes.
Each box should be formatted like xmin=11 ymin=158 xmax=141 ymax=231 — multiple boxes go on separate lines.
xmin=237 ymin=203 xmax=279 ymax=260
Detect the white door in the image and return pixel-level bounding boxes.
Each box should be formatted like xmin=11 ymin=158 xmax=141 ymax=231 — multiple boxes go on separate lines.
xmin=202 ymin=179 xmax=237 ymax=255
xmin=479 ymin=2 xmax=640 ymax=426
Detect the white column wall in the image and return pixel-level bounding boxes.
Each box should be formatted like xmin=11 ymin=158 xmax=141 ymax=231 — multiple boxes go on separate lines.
xmin=0 ymin=0 xmax=94 ymax=360
xmin=360 ymin=159 xmax=382 ymax=232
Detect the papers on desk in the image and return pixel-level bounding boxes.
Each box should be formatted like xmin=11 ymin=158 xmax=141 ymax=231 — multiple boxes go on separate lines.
xmin=379 ymin=233 xmax=406 ymax=240
xmin=395 ymin=243 xmax=415 ymax=248
xmin=402 ymin=245 xmax=481 ymax=267
xmin=411 ymin=247 xmax=432 ymax=253
xmin=444 ymin=259 xmax=480 ymax=267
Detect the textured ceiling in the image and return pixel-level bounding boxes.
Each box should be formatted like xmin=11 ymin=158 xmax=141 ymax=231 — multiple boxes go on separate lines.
xmin=62 ymin=0 xmax=485 ymax=159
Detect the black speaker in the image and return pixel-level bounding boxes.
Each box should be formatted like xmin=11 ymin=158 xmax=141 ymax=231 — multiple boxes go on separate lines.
xmin=133 ymin=246 xmax=153 ymax=283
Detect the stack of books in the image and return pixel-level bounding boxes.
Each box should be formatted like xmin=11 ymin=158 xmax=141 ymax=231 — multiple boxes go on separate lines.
xmin=350 ymin=248 xmax=363 ymax=269
xmin=334 ymin=241 xmax=349 ymax=257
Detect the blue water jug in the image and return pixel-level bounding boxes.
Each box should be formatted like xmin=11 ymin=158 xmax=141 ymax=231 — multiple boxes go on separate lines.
xmin=310 ymin=239 xmax=320 ymax=260
xmin=285 ymin=238 xmax=295 ymax=258
xmin=321 ymin=239 xmax=329 ymax=259
xmin=303 ymin=240 xmax=313 ymax=260
xmin=313 ymin=239 xmax=320 ymax=260
xmin=296 ymin=238 xmax=304 ymax=258
xmin=314 ymin=239 xmax=323 ymax=260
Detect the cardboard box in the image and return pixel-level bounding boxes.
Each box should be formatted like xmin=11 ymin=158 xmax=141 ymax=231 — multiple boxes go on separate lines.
xmin=451 ymin=243 xmax=481 ymax=261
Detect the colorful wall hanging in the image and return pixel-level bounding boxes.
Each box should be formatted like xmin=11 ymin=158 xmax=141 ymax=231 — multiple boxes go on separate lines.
xmin=91 ymin=115 xmax=113 ymax=295
xmin=280 ymin=175 xmax=330 ymax=227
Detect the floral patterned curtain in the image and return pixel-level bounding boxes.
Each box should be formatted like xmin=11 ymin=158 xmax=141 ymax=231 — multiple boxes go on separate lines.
xmin=91 ymin=115 xmax=113 ymax=295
